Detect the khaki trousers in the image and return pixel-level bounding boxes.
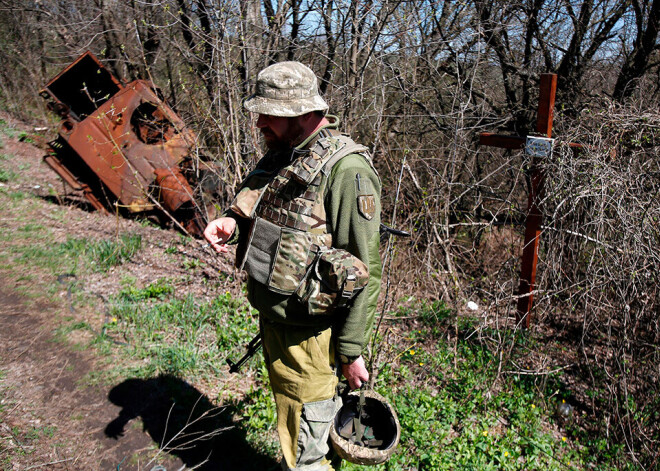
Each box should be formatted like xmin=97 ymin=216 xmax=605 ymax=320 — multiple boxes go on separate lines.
xmin=261 ymin=320 xmax=340 ymax=471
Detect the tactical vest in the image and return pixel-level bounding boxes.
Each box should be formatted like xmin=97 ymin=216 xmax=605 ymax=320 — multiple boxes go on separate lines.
xmin=230 ymin=130 xmax=376 ymax=315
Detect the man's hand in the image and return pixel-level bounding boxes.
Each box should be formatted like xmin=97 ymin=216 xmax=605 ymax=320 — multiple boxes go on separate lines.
xmin=341 ymin=356 xmax=369 ymax=390
xmin=204 ymin=217 xmax=237 ymax=254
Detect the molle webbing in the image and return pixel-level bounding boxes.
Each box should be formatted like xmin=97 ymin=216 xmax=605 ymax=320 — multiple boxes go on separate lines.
xmin=238 ymin=132 xmax=374 ymax=298
xmin=256 ymin=133 xmax=370 ymax=232
xmin=271 ymin=169 xmax=322 ymax=196
xmin=289 ymin=138 xmax=333 ymax=184
xmin=240 ymin=216 xmax=323 ymax=295
xmin=259 ymin=206 xmax=310 ymax=232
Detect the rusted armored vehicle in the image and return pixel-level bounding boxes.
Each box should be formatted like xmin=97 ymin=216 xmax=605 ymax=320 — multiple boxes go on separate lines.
xmin=40 ymin=51 xmax=218 ymax=236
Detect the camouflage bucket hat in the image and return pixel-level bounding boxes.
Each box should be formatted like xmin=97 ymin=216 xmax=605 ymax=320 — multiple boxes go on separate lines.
xmin=244 ymin=61 xmax=329 ymax=117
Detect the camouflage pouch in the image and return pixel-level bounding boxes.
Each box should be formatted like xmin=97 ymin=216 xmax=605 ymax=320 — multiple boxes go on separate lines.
xmin=267 ymin=228 xmax=315 ymax=295
xmin=239 ymin=217 xmax=322 ymax=295
xmin=295 ymin=248 xmax=369 ymax=316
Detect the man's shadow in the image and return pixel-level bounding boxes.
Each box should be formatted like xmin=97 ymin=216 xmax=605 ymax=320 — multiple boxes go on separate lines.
xmin=104 ymin=375 xmax=279 ymax=470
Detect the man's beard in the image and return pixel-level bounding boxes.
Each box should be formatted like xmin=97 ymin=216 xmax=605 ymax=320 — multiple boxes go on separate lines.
xmin=263 ymin=118 xmax=305 ymax=150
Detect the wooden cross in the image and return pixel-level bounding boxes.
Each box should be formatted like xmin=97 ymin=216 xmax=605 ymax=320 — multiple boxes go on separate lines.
xmin=479 ymin=73 xmax=558 ymax=329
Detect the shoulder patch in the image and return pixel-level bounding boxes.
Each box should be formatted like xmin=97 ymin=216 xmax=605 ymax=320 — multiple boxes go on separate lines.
xmin=358 ymin=195 xmax=376 ymax=220
xmin=356 ymin=173 xmax=375 ymax=220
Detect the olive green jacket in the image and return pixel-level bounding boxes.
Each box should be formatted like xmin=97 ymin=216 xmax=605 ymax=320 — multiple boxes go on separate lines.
xmin=226 ymin=122 xmax=382 ymax=358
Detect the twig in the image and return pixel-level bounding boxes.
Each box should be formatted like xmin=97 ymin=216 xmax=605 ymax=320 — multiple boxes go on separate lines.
xmin=369 ymin=150 xmax=407 ymax=389
xmin=11 ymin=329 xmax=47 ymax=361
xmin=539 ymin=224 xmax=623 ymax=252
xmin=23 ymin=458 xmax=75 ymax=470
xmin=503 ymin=364 xmax=575 ymax=376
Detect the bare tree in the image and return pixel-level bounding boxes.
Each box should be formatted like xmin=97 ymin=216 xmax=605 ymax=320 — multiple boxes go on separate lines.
xmin=613 ymin=0 xmax=660 ymax=100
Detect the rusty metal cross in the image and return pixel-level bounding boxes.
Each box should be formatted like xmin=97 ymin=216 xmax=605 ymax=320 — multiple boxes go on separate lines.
xmin=479 ymin=73 xmax=558 ymax=328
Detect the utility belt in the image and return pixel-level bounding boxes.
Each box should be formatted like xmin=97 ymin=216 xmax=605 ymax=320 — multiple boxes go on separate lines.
xmin=238 ymin=217 xmax=369 ymax=316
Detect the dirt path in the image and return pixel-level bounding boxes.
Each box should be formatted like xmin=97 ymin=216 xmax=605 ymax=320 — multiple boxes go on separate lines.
xmin=0 ymin=280 xmax=183 ymax=470
xmin=0 ymin=113 xmax=179 ymax=470
xmin=0 ymin=280 xmax=278 ymax=471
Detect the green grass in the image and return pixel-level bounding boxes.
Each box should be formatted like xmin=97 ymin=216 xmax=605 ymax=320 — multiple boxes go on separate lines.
xmin=0 ymin=223 xmax=144 ymax=325
xmin=17 ymin=131 xmax=34 ymax=144
xmin=86 ymin=281 xmax=279 ymax=454
xmin=83 ymin=286 xmax=631 ymax=469
xmin=0 ymin=167 xmax=16 ymax=183
xmin=0 ymin=186 xmax=38 ymax=209
xmin=336 ymin=302 xmax=624 ymax=471
xmin=6 ymin=233 xmax=142 ymax=275
xmin=85 ymin=233 xmax=142 ymax=271
xmin=98 ymin=284 xmax=259 ymax=379
xmin=227 ymin=369 xmax=279 ymax=457
xmin=24 ymin=425 xmax=57 ymax=441
xmin=0 ymin=170 xmax=637 ymax=470
xmin=118 ymin=276 xmax=174 ymax=301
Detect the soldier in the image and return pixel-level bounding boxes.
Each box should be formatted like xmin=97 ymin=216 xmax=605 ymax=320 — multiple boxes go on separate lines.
xmin=204 ymin=61 xmax=381 ymax=471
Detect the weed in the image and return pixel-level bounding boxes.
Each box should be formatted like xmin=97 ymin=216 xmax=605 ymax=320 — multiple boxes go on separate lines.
xmin=8 ymin=190 xmax=31 ymax=200
xmin=86 ymin=233 xmax=142 ymax=272
xmin=418 ymin=299 xmax=452 ymax=326
xmin=228 ymin=369 xmax=279 ymax=457
xmin=97 ymin=287 xmax=259 ymax=381
xmin=178 ymin=233 xmax=192 ymax=246
xmin=59 ymin=237 xmax=91 ymax=254
xmin=156 ymin=344 xmax=202 ymax=374
xmin=25 ymin=425 xmax=57 ymax=441
xmin=18 ymin=223 xmax=45 ymax=233
xmin=14 ymin=233 xmax=137 ymax=274
xmin=11 ymin=236 xmax=91 ymax=274
xmin=0 ymin=168 xmax=16 ymax=183
xmin=355 ymin=301 xmax=619 ymax=470
xmin=119 ymin=278 xmax=174 ymax=301
xmin=392 ymin=298 xmax=452 ymax=328
xmin=183 ymin=258 xmax=204 ymax=270
xmin=138 ymin=217 xmax=159 ymax=229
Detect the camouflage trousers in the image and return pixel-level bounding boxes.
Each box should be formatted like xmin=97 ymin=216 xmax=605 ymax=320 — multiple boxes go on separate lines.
xmin=261 ymin=319 xmax=341 ymax=471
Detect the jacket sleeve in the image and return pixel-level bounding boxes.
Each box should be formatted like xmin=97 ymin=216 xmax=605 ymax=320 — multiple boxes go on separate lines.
xmin=325 ymin=154 xmax=382 ymax=358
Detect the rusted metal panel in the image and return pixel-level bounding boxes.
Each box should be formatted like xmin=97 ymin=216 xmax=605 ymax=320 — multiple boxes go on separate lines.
xmin=55 ymin=79 xmax=197 ymax=212
xmin=40 ymin=51 xmax=212 ymax=235
xmin=40 ymin=52 xmax=123 ymax=121
xmin=153 ymin=167 xmax=195 ymax=213
xmin=43 ymin=153 xmax=109 ymax=213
